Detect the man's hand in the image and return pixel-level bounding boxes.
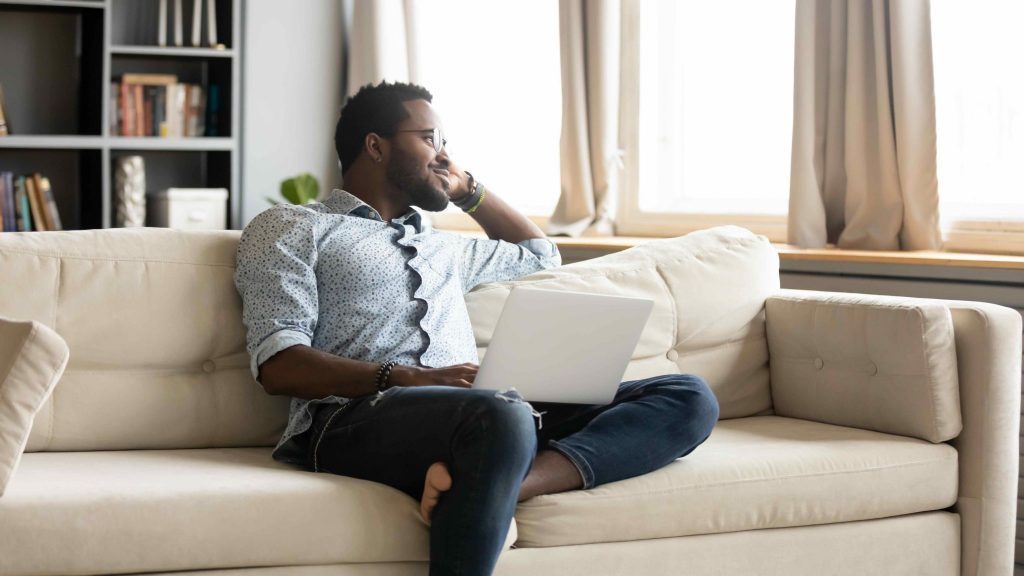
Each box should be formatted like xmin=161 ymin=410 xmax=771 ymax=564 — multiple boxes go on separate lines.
xmin=444 ymin=158 xmax=472 ymax=202
xmin=391 ymin=363 xmax=478 ymax=389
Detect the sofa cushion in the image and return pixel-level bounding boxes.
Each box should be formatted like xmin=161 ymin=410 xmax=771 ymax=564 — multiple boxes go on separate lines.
xmin=0 ymin=228 xmax=290 ymax=452
xmin=0 ymin=447 xmax=518 ymax=576
xmin=512 ymin=416 xmax=958 ymax=548
xmin=766 ymin=290 xmax=962 ymax=443
xmin=0 ymin=317 xmax=68 ymax=496
xmin=466 ymin=226 xmax=780 ymax=420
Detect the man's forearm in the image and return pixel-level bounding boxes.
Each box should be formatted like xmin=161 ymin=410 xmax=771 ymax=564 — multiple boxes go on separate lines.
xmin=258 ymin=345 xmax=380 ymax=399
xmin=463 ymin=187 xmax=547 ymax=244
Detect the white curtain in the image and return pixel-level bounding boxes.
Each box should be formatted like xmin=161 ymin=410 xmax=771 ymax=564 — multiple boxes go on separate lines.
xmin=343 ymin=0 xmax=417 ymax=97
xmin=546 ymin=0 xmax=620 ymax=237
xmin=789 ymin=0 xmax=942 ymax=250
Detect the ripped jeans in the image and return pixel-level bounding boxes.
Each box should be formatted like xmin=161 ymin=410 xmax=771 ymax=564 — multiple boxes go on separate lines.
xmin=306 ymin=374 xmax=720 ymax=576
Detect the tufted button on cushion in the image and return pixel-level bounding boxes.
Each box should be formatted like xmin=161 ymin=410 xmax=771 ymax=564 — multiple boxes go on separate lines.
xmin=666 ymin=350 xmax=679 ymax=362
xmin=201 ymin=360 xmax=216 ymax=374
xmin=866 ymin=362 xmax=878 ymax=376
xmin=814 ymin=358 xmax=824 ymax=370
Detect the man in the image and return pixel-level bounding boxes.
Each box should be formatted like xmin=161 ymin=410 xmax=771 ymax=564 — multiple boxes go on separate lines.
xmin=235 ymin=81 xmax=719 ymax=576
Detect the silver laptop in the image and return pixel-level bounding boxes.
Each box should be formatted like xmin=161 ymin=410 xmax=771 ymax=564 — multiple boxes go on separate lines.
xmin=473 ymin=286 xmax=654 ymax=404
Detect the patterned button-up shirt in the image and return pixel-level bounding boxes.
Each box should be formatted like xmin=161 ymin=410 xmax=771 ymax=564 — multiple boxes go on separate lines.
xmin=234 ymin=189 xmax=561 ymax=464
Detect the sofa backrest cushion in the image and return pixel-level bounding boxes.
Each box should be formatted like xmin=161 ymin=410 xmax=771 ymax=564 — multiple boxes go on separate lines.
xmin=466 ymin=226 xmax=780 ymax=420
xmin=0 ymin=228 xmax=289 ymax=452
xmin=766 ymin=290 xmax=962 ymax=443
xmin=0 ymin=225 xmax=778 ymax=451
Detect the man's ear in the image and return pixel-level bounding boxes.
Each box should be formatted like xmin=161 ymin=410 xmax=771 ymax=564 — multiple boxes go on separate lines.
xmin=365 ymin=133 xmax=386 ymax=164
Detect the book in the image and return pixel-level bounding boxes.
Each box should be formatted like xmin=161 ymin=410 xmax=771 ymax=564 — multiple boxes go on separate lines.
xmin=0 ymin=83 xmax=8 ymax=136
xmin=110 ymin=82 xmax=119 ymax=136
xmin=24 ymin=175 xmax=46 ymax=231
xmin=120 ymin=82 xmax=133 ymax=136
xmin=155 ymin=86 xmax=167 ymax=137
xmin=187 ymin=84 xmax=204 ymax=136
xmin=3 ymin=172 xmax=15 ymax=231
xmin=207 ymin=0 xmax=218 ymax=46
xmin=174 ymin=0 xmax=184 ymax=46
xmin=158 ymin=0 xmax=167 ymax=46
xmin=121 ymin=74 xmax=178 ymax=86
xmin=167 ymin=83 xmax=187 ymax=137
xmin=14 ymin=176 xmax=30 ymax=232
xmin=0 ymin=171 xmax=7 ymax=231
xmin=35 ymin=174 xmax=62 ymax=231
xmin=192 ymin=0 xmax=203 ymax=47
xmin=5 ymin=172 xmax=14 ymax=231
xmin=133 ymin=84 xmax=145 ymax=137
xmin=206 ymin=84 xmax=219 ymax=136
xmin=143 ymin=87 xmax=155 ymax=137
xmin=165 ymin=84 xmax=177 ymax=137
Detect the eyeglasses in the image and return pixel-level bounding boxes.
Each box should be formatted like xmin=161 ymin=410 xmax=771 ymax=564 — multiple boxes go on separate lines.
xmin=394 ymin=128 xmax=447 ymax=153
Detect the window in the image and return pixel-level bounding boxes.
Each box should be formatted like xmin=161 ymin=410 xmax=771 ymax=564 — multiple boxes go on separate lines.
xmin=932 ymin=0 xmax=1024 ymax=252
xmin=619 ymin=0 xmax=795 ymax=240
xmin=412 ymin=0 xmax=562 ymax=225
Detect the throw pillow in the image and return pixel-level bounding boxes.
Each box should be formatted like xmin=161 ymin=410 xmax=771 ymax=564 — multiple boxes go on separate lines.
xmin=0 ymin=317 xmax=69 ymax=497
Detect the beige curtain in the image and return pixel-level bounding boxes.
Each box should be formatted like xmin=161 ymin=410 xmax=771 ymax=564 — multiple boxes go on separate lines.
xmin=789 ymin=0 xmax=942 ymax=250
xmin=343 ymin=0 xmax=417 ymax=98
xmin=547 ymin=0 xmax=620 ymax=237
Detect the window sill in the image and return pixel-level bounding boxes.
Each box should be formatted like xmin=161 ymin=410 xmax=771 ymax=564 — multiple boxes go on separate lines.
xmin=534 ymin=235 xmax=1024 ymax=269
xmin=439 ymin=226 xmax=1024 ymax=285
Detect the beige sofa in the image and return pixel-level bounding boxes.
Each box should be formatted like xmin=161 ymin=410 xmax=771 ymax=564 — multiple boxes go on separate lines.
xmin=0 ymin=225 xmax=1019 ymax=576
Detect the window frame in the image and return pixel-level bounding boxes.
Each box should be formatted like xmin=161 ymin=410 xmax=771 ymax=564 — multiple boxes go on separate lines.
xmin=614 ymin=0 xmax=788 ymax=242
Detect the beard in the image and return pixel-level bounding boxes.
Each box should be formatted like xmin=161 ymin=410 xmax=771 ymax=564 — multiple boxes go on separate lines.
xmin=385 ymin=149 xmax=450 ymax=212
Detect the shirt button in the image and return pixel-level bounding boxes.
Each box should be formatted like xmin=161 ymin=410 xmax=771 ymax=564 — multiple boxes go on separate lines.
xmin=202 ymin=360 xmax=216 ymax=373
xmin=814 ymin=358 xmax=824 ymax=370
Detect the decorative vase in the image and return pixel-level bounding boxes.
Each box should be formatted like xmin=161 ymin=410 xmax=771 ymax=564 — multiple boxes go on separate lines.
xmin=114 ymin=155 xmax=146 ymax=227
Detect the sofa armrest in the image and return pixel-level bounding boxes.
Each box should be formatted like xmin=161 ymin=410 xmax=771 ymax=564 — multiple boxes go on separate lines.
xmin=766 ymin=289 xmax=1021 ymax=576
xmin=945 ymin=301 xmax=1021 ymax=576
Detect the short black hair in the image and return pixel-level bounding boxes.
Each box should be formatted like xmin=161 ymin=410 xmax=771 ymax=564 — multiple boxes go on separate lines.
xmin=335 ymin=81 xmax=434 ymax=174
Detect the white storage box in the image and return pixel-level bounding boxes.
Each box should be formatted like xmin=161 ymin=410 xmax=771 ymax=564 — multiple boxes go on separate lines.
xmin=148 ymin=188 xmax=228 ymax=230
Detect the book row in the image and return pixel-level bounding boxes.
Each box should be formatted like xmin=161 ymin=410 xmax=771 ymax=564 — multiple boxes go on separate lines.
xmin=111 ymin=73 xmax=222 ymax=138
xmin=0 ymin=172 xmax=63 ymax=232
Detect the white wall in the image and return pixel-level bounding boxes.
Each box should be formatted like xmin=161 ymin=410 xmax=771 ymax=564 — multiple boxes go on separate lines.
xmin=242 ymin=1 xmax=344 ymax=226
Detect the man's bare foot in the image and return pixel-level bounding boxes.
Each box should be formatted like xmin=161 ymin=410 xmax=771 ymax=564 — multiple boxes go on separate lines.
xmin=420 ymin=461 xmax=452 ymax=524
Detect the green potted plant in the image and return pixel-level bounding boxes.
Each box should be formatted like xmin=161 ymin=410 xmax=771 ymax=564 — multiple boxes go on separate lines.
xmin=267 ymin=173 xmax=320 ymax=205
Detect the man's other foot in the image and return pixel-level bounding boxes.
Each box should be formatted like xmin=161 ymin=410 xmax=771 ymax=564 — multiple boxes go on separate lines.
xmin=420 ymin=461 xmax=452 ymax=524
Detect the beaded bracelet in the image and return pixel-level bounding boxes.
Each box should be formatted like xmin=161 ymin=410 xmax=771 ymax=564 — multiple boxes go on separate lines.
xmin=375 ymin=360 xmax=397 ymax=393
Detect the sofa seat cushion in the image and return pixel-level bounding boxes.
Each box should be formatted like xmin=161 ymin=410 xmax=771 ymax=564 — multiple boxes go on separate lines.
xmin=513 ymin=416 xmax=958 ymax=548
xmin=0 ymin=447 xmax=495 ymax=576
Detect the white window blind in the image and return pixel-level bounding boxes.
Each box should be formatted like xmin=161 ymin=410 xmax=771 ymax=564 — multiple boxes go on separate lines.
xmin=413 ymin=0 xmax=561 ymax=218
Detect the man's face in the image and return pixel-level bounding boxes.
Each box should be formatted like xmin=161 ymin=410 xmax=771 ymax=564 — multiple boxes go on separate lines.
xmin=384 ymin=99 xmax=450 ymax=212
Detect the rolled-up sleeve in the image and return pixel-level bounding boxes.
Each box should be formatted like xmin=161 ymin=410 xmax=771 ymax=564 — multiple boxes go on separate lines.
xmin=234 ymin=206 xmax=320 ymax=381
xmin=458 ymin=235 xmax=562 ymax=293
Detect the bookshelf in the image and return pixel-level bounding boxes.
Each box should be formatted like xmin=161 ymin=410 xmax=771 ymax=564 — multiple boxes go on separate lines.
xmin=0 ymin=0 xmax=242 ymax=230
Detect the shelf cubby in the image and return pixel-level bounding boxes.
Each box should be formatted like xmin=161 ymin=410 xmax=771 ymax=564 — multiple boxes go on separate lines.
xmin=110 ymin=0 xmax=233 ymax=49
xmin=0 ymin=4 xmax=104 ymax=136
xmin=0 ymin=148 xmax=103 ymax=230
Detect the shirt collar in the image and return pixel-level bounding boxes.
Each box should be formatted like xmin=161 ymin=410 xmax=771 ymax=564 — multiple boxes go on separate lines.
xmin=323 ymin=189 xmax=424 ymax=232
